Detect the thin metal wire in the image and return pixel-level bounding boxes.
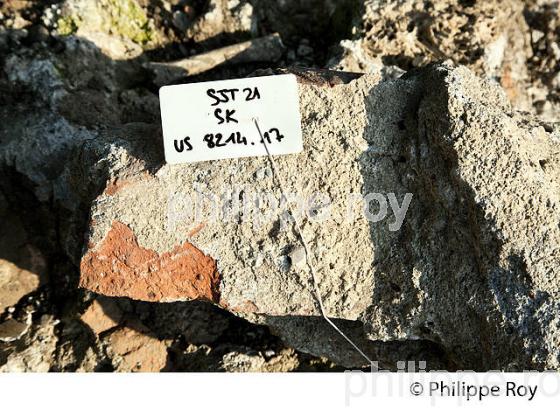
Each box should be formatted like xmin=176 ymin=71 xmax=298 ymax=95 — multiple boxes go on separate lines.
xmin=253 ymin=119 xmax=374 ymax=367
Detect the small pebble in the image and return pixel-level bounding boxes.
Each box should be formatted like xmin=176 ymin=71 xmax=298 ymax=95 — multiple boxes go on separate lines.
xmin=172 ymin=11 xmax=190 ymax=31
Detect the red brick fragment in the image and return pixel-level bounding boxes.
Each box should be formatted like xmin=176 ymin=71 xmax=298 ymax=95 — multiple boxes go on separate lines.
xmin=80 ymin=221 xmax=220 ymax=303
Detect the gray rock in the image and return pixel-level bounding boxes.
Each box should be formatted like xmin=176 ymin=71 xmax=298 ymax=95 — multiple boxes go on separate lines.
xmin=0 ymin=261 xmax=41 ymax=315
xmin=0 ymin=316 xmax=58 ymax=372
xmin=1 ymin=27 xmax=558 ymax=370
xmin=186 ymin=0 xmax=257 ymax=44
xmin=75 ymin=64 xmax=559 ymax=370
xmin=172 ymin=11 xmax=190 ymax=32
xmin=329 ymin=0 xmax=534 ymax=113
xmin=0 ymin=318 xmax=30 ymax=342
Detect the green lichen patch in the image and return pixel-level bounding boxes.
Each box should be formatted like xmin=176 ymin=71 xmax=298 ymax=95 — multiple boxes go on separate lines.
xmin=55 ymin=0 xmax=158 ymax=47
xmin=56 ymin=15 xmax=79 ymax=36
xmin=102 ymin=0 xmax=157 ymax=45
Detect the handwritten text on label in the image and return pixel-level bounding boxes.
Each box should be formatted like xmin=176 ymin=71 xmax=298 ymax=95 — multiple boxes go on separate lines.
xmin=159 ymin=74 xmax=303 ymax=164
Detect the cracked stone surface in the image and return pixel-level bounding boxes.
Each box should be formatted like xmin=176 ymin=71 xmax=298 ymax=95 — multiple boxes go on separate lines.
xmin=72 ymin=64 xmax=559 ymax=370
xmin=1 ymin=1 xmax=559 ymax=372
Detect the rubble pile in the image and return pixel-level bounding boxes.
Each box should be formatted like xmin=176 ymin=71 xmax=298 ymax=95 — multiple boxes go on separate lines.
xmin=1 ymin=0 xmax=559 ymax=371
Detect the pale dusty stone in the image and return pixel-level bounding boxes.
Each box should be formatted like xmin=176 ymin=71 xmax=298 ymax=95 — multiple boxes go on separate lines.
xmin=57 ymin=0 xmax=159 ymax=48
xmin=107 ymin=326 xmax=168 ymax=372
xmin=0 ymin=316 xmax=58 ymax=372
xmin=0 ymin=260 xmax=40 ymax=314
xmin=76 ymin=64 xmax=560 ymax=370
xmin=221 ymin=348 xmax=300 ymax=372
xmin=2 ymin=19 xmax=559 ymax=370
xmin=186 ymin=0 xmax=256 ymax=43
xmin=330 ymin=0 xmax=532 ymax=112
xmin=80 ymin=297 xmax=123 ymax=335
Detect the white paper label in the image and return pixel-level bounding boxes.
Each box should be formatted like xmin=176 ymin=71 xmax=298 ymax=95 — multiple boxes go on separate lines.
xmin=159 ymin=74 xmax=303 ymax=164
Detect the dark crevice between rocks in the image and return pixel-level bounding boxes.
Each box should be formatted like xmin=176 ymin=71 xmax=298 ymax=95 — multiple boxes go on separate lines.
xmin=110 ymin=298 xmax=344 ymax=371
xmin=262 ymin=314 xmax=456 ymax=371
xmin=0 ymin=166 xmax=94 ymax=371
xmin=251 ymin=0 xmax=364 ymax=67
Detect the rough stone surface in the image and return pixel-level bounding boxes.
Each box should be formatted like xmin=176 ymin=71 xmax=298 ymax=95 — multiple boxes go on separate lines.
xmin=221 ymin=348 xmax=299 ymax=372
xmin=55 ymin=0 xmax=159 ymax=48
xmin=0 ymin=260 xmax=40 ymax=314
xmin=186 ymin=0 xmax=257 ymax=44
xmin=106 ymin=325 xmax=168 ymax=372
xmin=1 ymin=0 xmax=559 ymax=373
xmin=330 ymin=0 xmax=536 ymax=115
xmin=80 ymin=297 xmax=123 ymax=335
xmin=75 ymin=64 xmax=559 ymax=370
xmin=0 ymin=315 xmax=58 ymax=372
xmin=523 ymin=0 xmax=560 ymax=121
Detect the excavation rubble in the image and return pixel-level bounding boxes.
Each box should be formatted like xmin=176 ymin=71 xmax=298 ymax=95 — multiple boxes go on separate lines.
xmin=1 ymin=0 xmax=559 ymax=372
